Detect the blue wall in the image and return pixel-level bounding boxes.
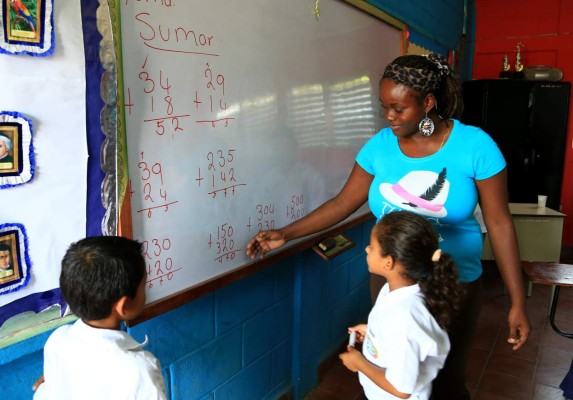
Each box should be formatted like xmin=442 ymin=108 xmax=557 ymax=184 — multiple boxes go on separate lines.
xmin=0 ymin=1 xmax=474 ymax=399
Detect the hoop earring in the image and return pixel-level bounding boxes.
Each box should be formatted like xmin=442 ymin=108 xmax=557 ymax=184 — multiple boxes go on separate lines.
xmin=419 ymin=113 xmax=435 ymax=137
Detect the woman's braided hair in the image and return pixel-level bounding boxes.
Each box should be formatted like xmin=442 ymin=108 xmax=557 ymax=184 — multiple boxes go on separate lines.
xmin=382 ymin=54 xmax=464 ymax=119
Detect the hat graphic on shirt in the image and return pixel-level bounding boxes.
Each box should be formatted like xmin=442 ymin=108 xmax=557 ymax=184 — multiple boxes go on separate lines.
xmin=380 ymin=168 xmax=449 ymax=218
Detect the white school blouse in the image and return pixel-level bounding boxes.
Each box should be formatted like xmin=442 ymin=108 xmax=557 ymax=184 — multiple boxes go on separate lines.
xmin=34 ymin=319 xmax=166 ymax=400
xmin=360 ymin=284 xmax=450 ymax=400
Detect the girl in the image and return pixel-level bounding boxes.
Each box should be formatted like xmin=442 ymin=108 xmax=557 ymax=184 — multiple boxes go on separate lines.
xmin=339 ymin=211 xmax=463 ymax=400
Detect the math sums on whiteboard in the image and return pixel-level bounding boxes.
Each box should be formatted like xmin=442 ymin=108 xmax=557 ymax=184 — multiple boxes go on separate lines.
xmin=209 ymin=223 xmax=241 ymax=264
xmin=287 ymin=194 xmax=306 ymax=221
xmin=196 ymin=149 xmax=246 ymax=199
xmin=133 ymin=152 xmax=179 ymax=218
xmin=136 ymin=56 xmax=189 ymax=138
xmin=246 ymin=203 xmax=276 ymax=233
xmin=124 ymin=6 xmax=235 ymax=136
xmin=143 ymin=237 xmax=182 ymax=289
xmin=195 ymin=63 xmax=234 ymax=128
xmin=126 ymin=59 xmax=233 ymax=136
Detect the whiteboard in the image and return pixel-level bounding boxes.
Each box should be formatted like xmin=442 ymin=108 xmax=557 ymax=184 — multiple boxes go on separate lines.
xmin=118 ymin=0 xmax=400 ymax=304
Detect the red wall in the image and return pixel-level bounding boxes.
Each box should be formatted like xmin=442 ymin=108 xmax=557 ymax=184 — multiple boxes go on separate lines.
xmin=474 ymin=0 xmax=573 ymax=245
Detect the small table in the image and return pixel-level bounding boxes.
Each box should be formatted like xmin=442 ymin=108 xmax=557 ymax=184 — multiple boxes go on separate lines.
xmin=522 ymin=262 xmax=573 ymax=338
xmin=482 ymin=203 xmax=567 ymax=296
xmin=482 ymin=203 xmax=566 ymax=262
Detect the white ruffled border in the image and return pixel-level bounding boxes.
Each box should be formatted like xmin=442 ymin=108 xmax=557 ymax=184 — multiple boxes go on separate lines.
xmin=0 ymin=0 xmax=54 ymax=56
xmin=0 ymin=111 xmax=34 ymax=188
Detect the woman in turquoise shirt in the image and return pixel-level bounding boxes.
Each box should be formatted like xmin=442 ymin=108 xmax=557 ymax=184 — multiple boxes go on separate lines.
xmin=247 ymin=54 xmax=530 ymax=399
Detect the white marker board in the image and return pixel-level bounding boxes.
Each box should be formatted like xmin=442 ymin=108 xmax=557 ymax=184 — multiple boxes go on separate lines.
xmin=117 ymin=0 xmax=400 ymax=309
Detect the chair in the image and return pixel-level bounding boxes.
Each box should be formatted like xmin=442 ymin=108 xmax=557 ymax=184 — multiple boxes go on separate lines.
xmin=521 ymin=262 xmax=573 ymax=339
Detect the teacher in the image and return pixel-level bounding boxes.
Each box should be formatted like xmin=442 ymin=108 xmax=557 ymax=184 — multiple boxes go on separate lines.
xmin=247 ymin=54 xmax=530 ymax=399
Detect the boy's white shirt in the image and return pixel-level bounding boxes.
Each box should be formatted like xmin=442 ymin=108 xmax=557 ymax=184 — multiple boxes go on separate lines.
xmin=34 ymin=319 xmax=166 ymax=400
xmin=359 ymin=283 xmax=450 ymax=400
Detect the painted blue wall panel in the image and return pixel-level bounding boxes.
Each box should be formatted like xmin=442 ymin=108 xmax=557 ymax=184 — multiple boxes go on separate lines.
xmin=243 ymin=298 xmax=293 ymax=365
xmin=348 ymin=255 xmax=370 ymax=292
xmin=0 ymin=351 xmax=43 ymax=400
xmin=272 ymin=260 xmax=295 ymax=301
xmin=321 ymin=262 xmax=350 ymax=306
xmin=271 ymin=338 xmax=292 ymax=387
xmin=216 ymin=267 xmax=276 ymax=336
xmin=294 ymin=253 xmax=323 ymax=397
xmin=170 ymin=328 xmax=242 ymax=399
xmin=129 ymin=294 xmax=215 ymax=366
xmin=328 ymin=289 xmax=362 ymax=345
xmin=214 ymin=353 xmax=273 ymax=400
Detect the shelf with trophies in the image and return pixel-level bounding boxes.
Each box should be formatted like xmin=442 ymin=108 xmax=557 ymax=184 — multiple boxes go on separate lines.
xmin=463 ymin=45 xmax=570 ymax=210
xmin=499 ymin=42 xmax=525 ymax=79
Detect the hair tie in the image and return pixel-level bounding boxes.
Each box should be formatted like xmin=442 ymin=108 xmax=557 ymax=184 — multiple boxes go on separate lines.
xmin=431 ymin=249 xmax=442 ymax=262
xmin=423 ymin=53 xmax=451 ymax=79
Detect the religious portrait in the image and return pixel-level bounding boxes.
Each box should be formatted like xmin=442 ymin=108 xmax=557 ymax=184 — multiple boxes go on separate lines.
xmin=0 ymin=223 xmax=31 ymax=294
xmin=0 ymin=233 xmax=19 ymax=284
xmin=0 ymin=112 xmax=34 ymax=188
xmin=0 ymin=126 xmax=19 ymax=174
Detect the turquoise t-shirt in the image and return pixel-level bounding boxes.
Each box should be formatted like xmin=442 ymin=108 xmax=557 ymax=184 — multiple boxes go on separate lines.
xmin=356 ymin=119 xmax=505 ymax=282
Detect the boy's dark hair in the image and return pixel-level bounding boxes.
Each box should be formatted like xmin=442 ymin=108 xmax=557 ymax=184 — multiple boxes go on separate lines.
xmin=0 ymin=243 xmax=11 ymax=252
xmin=60 ymin=236 xmax=146 ymax=321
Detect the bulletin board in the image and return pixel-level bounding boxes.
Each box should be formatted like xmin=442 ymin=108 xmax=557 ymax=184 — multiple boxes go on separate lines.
xmin=112 ymin=0 xmax=403 ymax=322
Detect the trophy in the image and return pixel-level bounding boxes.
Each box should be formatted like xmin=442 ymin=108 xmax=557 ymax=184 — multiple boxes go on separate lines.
xmin=499 ymin=54 xmax=511 ymax=78
xmin=513 ymin=42 xmax=525 ymax=79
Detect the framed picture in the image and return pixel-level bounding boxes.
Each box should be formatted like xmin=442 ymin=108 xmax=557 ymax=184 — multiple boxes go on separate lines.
xmin=0 ymin=125 xmax=19 ymax=173
xmin=0 ymin=223 xmax=31 ymax=294
xmin=0 ymin=111 xmax=34 ymax=189
xmin=0 ymin=0 xmax=54 ymax=56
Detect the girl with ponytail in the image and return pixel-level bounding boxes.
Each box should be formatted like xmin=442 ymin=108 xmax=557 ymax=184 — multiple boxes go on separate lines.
xmin=340 ymin=211 xmax=463 ymax=400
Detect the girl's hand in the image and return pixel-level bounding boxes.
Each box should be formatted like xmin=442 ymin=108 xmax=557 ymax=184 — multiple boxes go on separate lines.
xmin=339 ymin=346 xmax=363 ymax=372
xmin=348 ymin=324 xmax=367 ymax=343
xmin=246 ymin=230 xmax=286 ymax=259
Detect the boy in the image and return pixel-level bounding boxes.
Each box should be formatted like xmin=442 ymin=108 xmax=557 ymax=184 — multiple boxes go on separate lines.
xmin=33 ymin=236 xmax=166 ymax=399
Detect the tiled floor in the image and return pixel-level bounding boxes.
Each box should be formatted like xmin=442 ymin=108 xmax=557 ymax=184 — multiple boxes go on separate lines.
xmin=304 ymin=259 xmax=573 ymax=400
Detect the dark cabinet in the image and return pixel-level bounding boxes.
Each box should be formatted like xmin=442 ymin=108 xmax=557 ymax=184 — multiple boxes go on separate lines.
xmin=461 ymin=79 xmax=570 ymax=210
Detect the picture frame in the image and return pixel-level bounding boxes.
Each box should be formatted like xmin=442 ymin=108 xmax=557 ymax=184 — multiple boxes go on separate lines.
xmin=0 ymin=125 xmax=19 ymax=174
xmin=0 ymin=111 xmax=34 ymax=188
xmin=0 ymin=0 xmax=54 ymax=56
xmin=0 ymin=223 xmax=31 ymax=294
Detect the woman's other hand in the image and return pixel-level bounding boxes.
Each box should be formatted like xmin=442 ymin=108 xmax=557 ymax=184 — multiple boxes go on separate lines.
xmin=507 ymin=304 xmax=530 ymax=350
